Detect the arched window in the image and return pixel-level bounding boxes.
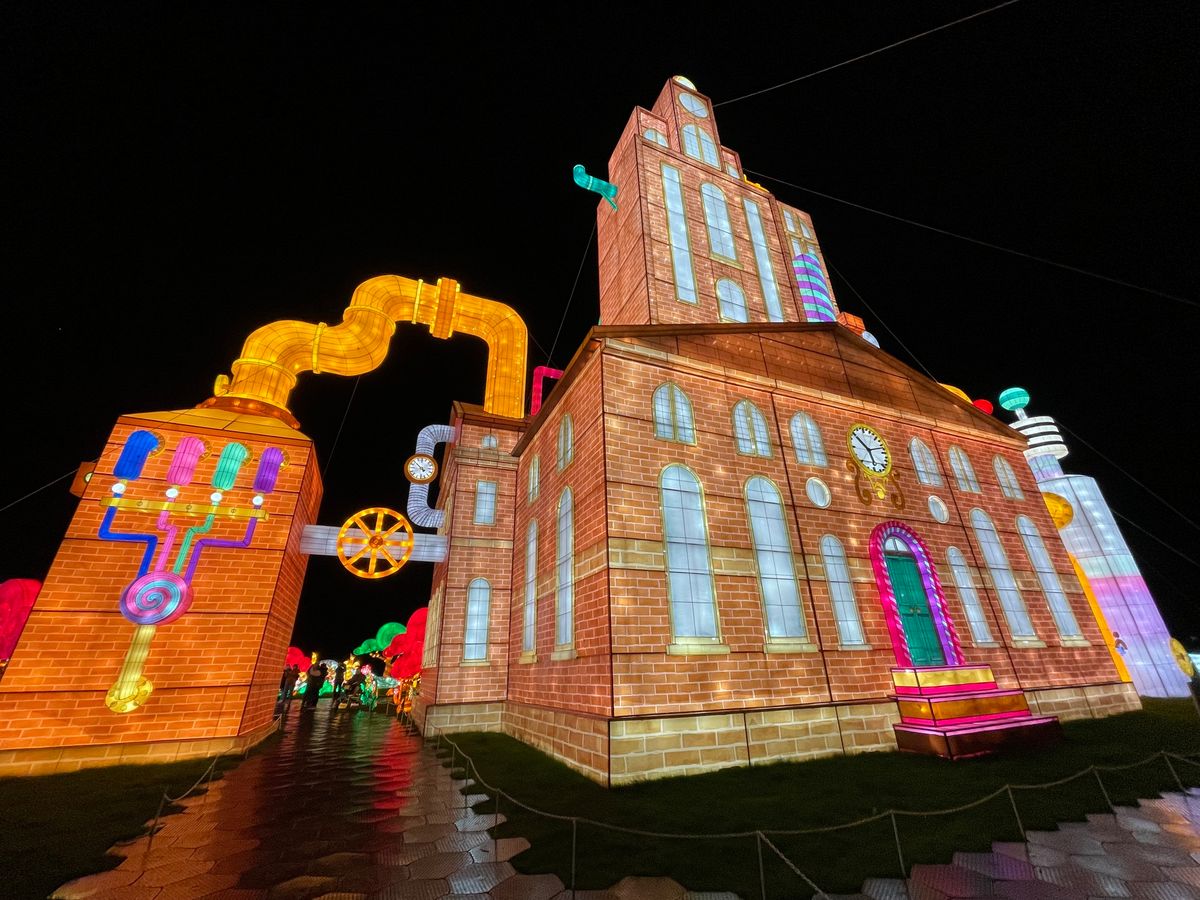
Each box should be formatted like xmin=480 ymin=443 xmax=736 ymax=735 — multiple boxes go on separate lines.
xmin=993 ymin=456 xmax=1025 ymax=500
xmin=481 ymin=434 xmax=498 ymax=450
xmin=947 ymin=547 xmax=993 ymax=643
xmin=528 ymin=455 xmax=540 ymax=503
xmin=643 ymin=128 xmax=668 ymax=147
xmin=743 ymin=199 xmax=784 ymax=322
xmin=746 ymin=477 xmax=806 ymax=639
xmin=732 ymin=400 xmax=771 ymax=457
xmin=661 ymin=165 xmax=697 ymax=303
xmin=1017 ymin=516 xmax=1082 ymax=638
xmin=948 ymin=446 xmax=981 ymax=493
xmin=790 ymin=412 xmax=828 ymax=467
xmin=701 ymin=184 xmax=737 ymax=260
xmin=652 ymin=383 xmax=696 ymax=444
xmin=682 ymin=124 xmax=718 ymax=166
xmin=661 ymin=465 xmax=718 ymax=639
xmin=970 ymin=509 xmax=1036 ymax=639
xmin=523 ymin=521 xmax=538 ymax=654
xmin=557 ymin=415 xmax=573 ymax=471
xmin=556 ymin=488 xmax=574 ymax=648
xmin=820 ymin=535 xmax=865 ymax=646
xmin=716 ymin=279 xmax=748 ymax=323
xmin=463 ymin=579 xmax=491 ymax=660
xmin=909 ymin=438 xmax=942 ymax=486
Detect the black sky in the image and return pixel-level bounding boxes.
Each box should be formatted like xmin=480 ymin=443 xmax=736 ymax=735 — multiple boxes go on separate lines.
xmin=2 ymin=3 xmax=1197 ymax=659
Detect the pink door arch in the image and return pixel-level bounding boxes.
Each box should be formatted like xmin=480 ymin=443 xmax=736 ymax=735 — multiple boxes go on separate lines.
xmin=869 ymin=521 xmax=964 ymax=667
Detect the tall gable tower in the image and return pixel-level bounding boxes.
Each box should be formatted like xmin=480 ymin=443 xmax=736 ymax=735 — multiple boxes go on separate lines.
xmin=598 ymin=76 xmax=844 ymax=329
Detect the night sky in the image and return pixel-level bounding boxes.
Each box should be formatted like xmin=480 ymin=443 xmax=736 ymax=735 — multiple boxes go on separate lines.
xmin=2 ymin=3 xmax=1197 ymax=660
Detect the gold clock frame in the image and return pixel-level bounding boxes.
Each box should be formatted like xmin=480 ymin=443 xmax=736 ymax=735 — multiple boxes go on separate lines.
xmin=404 ymin=453 xmax=438 ymax=485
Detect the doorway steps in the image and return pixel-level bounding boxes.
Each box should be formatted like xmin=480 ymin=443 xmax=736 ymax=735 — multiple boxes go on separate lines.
xmin=891 ymin=664 xmax=1061 ymax=758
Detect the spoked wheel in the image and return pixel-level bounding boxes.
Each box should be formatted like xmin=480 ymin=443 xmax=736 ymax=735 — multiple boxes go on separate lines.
xmin=336 ymin=507 xmax=415 ymax=579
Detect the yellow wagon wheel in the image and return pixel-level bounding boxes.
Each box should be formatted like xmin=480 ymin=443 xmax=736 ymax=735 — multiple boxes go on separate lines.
xmin=337 ymin=507 xmax=415 ymax=579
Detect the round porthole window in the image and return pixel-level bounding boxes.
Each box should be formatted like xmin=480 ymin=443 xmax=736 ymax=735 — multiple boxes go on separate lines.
xmin=806 ymin=477 xmax=831 ymax=509
xmin=678 ymin=92 xmax=709 ymax=117
xmin=673 ymin=75 xmax=697 ymax=89
xmin=928 ymin=495 xmax=949 ymax=523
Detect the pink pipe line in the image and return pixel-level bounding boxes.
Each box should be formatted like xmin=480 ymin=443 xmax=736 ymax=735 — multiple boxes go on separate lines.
xmin=153 ymin=511 xmax=179 ymax=572
xmin=530 ymin=366 xmax=564 ymax=417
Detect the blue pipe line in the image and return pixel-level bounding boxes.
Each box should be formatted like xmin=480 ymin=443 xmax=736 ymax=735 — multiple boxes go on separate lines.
xmin=98 ymin=506 xmax=159 ymax=578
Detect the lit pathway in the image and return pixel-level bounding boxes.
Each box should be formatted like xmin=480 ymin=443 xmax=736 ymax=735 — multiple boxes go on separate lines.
xmin=51 ymin=706 xmax=564 ymax=899
xmin=854 ymin=790 xmax=1200 ymax=900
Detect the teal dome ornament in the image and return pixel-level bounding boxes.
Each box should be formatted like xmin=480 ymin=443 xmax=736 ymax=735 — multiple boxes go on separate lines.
xmin=998 ymin=387 xmax=1030 ymax=412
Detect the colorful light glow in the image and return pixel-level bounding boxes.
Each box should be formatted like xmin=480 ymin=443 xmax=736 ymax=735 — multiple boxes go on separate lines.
xmin=201 ymin=275 xmax=529 ymax=424
xmin=791 ymin=253 xmax=838 ymax=322
xmin=572 ymin=164 xmax=618 ymax=210
xmin=998 ymin=386 xmax=1030 ymax=411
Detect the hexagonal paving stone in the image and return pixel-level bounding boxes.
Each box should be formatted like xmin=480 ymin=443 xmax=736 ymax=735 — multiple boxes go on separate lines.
xmin=608 ymin=876 xmax=689 ymax=899
xmin=445 ymin=862 xmax=517 ymax=895
xmin=374 ymin=880 xmax=450 ymax=900
xmin=264 ymin=875 xmax=337 ymax=899
xmin=489 ymin=872 xmax=565 ymax=900
xmin=469 ymin=837 xmax=531 ymax=863
xmin=406 ymin=850 xmax=472 ymax=880
xmin=51 ymin=868 xmax=142 ymax=899
xmin=137 ymin=859 xmax=216 ymax=887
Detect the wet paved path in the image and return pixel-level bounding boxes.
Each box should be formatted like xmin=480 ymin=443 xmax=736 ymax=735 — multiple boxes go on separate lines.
xmin=51 ymin=705 xmax=564 ymax=900
xmin=855 ymin=790 xmax=1200 ymax=900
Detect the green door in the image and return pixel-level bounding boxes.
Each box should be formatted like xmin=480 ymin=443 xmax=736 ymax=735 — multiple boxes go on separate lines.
xmin=885 ymin=552 xmax=945 ymax=667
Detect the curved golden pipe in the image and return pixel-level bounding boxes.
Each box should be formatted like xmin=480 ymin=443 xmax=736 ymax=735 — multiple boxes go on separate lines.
xmin=199 ymin=275 xmax=528 ymax=425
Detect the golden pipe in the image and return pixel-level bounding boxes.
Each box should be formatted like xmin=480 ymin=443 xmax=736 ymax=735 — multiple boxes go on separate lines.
xmin=106 ymin=626 xmax=156 ymax=713
xmin=199 ymin=275 xmax=528 ymax=424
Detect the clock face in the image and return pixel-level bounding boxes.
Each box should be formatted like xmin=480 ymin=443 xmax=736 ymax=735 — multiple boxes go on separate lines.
xmin=404 ymin=454 xmax=437 ymax=484
xmin=848 ymin=425 xmax=891 ymax=475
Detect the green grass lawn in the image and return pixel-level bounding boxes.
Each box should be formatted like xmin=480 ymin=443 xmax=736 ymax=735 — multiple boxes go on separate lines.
xmin=0 ymin=740 xmax=269 ymax=900
xmin=443 ymin=700 xmax=1200 ymax=898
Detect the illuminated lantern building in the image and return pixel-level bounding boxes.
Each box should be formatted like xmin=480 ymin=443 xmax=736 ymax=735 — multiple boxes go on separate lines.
xmin=410 ymin=78 xmax=1140 ymax=783
xmin=1001 ymin=389 xmax=1188 ymax=698
xmin=0 ymin=77 xmax=1148 ymax=781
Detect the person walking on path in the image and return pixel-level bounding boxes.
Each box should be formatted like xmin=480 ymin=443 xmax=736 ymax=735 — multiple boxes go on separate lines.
xmin=303 ymin=662 xmax=324 ymax=709
xmin=332 ymin=663 xmax=344 ymax=698
xmin=280 ymin=664 xmax=300 ymax=710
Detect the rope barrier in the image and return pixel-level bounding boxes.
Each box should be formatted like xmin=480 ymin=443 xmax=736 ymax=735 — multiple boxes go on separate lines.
xmin=145 ymin=754 xmax=222 ymax=855
xmin=426 ymin=726 xmax=1200 ymax=898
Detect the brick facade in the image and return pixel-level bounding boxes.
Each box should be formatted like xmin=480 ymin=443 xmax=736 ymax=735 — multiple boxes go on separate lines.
xmin=414 ymin=78 xmax=1137 ymax=784
xmin=0 ymin=408 xmax=319 ymax=775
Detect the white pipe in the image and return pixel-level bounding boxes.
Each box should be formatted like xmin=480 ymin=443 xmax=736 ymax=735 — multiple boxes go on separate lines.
xmin=407 ymin=424 xmax=456 ymax=528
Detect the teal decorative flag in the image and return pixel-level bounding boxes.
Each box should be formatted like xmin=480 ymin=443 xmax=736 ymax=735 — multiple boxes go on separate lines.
xmin=573 ymin=164 xmax=618 ymax=210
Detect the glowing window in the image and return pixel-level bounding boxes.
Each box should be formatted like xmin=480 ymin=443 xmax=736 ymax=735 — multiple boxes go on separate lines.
xmin=910 ymin=438 xmax=943 ymax=486
xmin=523 ymin=521 xmax=538 ymax=653
xmin=653 ymin=383 xmax=696 ymax=444
xmin=784 ymin=210 xmax=798 ymax=233
xmin=701 ymin=183 xmax=737 ymax=260
xmin=790 ymin=412 xmax=828 ymax=467
xmin=928 ymin=495 xmax=949 ymax=523
xmin=643 ymin=128 xmax=668 ymax=147
xmin=557 ymin=415 xmax=573 ymax=471
xmin=970 ymin=509 xmax=1036 ymax=639
xmin=661 ymin=165 xmax=697 ymax=303
xmin=994 ymin=456 xmax=1025 ymax=500
xmin=463 ymin=578 xmax=491 ymax=661
xmin=678 ymin=92 xmax=709 ymax=117
xmin=473 ymin=480 xmax=497 ymax=525
xmin=528 ymin=455 xmax=540 ymax=503
xmin=1017 ymin=516 xmax=1082 ymax=638
xmin=481 ymin=434 xmax=498 ymax=450
xmin=821 ymin=535 xmax=865 ymax=646
xmin=733 ymin=400 xmax=771 ymax=457
xmin=682 ymin=124 xmax=719 ymax=166
xmin=743 ymin=199 xmax=784 ymax=322
xmin=716 ymin=279 xmax=748 ymax=323
xmin=556 ymin=488 xmax=574 ymax=648
xmin=949 ymin=446 xmax=981 ymax=493
xmin=746 ymin=477 xmax=806 ymax=639
xmin=725 ymin=162 xmax=738 ymax=178
xmin=661 ymin=465 xmax=718 ymax=640
xmin=806 ymin=477 xmax=831 ymax=508
xmin=947 ymin=546 xmax=993 ymax=643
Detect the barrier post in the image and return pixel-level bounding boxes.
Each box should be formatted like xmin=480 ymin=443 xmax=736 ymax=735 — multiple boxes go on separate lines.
xmin=890 ymin=812 xmax=906 ymax=879
xmin=1092 ymin=767 xmax=1114 ymax=811
xmin=756 ymin=831 xmax=767 ymax=900
xmin=571 ymin=817 xmax=578 ymax=898
xmin=1164 ymin=753 xmax=1187 ymax=792
xmin=1005 ymin=785 xmax=1025 ymax=837
xmin=494 ymin=790 xmax=501 ymax=860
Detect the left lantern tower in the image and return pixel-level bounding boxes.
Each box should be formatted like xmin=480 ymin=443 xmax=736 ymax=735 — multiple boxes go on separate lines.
xmin=0 ymin=407 xmax=321 ymax=775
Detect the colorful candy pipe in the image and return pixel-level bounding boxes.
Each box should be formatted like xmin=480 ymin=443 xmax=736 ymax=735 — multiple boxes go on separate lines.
xmin=572 ymin=164 xmax=618 ymax=210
